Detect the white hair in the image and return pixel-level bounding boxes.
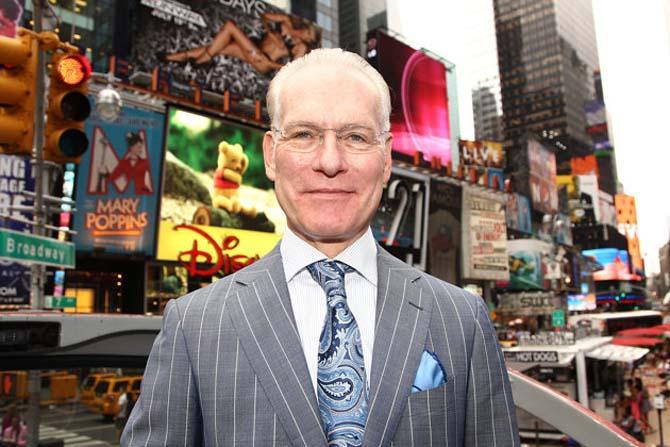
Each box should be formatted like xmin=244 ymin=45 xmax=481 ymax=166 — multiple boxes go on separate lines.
xmin=266 ymin=48 xmax=391 ymax=132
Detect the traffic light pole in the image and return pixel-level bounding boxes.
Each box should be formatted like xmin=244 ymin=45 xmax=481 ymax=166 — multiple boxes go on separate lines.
xmin=27 ymin=1 xmax=46 ymax=445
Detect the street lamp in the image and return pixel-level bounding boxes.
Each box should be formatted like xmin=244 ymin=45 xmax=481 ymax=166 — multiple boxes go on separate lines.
xmin=95 ymin=71 xmax=122 ymax=122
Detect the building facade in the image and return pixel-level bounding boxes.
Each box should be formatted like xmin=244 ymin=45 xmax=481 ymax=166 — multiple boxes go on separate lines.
xmin=472 ymin=77 xmax=503 ymax=141
xmin=338 ymin=0 xmax=386 ymax=55
xmin=494 ymin=0 xmax=599 ymax=171
xmin=660 ymin=242 xmax=670 ymax=299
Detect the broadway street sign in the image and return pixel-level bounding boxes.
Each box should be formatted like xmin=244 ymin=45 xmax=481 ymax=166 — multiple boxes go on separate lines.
xmin=0 ymin=228 xmax=75 ymax=268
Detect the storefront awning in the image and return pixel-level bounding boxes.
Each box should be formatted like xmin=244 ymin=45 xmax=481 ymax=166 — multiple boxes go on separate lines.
xmin=617 ymin=326 xmax=668 ymax=337
xmin=612 ymin=337 xmax=664 ymax=347
xmin=586 ymin=343 xmax=649 ymax=362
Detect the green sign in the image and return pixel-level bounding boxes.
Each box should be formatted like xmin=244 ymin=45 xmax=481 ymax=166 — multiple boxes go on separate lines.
xmin=552 ymin=309 xmax=565 ymax=328
xmin=45 ymin=296 xmax=76 ymax=309
xmin=0 ymin=228 xmax=75 ymax=268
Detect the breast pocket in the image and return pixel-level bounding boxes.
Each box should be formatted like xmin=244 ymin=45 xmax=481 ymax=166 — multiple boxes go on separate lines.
xmin=391 ymin=381 xmax=456 ymax=446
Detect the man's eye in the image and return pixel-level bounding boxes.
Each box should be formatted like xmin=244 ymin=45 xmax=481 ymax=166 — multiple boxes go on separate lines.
xmin=343 ymin=132 xmax=371 ymax=144
xmin=288 ymin=130 xmax=317 ymax=140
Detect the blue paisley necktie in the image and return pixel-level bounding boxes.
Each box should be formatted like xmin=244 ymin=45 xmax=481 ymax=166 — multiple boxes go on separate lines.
xmin=306 ymin=260 xmax=368 ymax=447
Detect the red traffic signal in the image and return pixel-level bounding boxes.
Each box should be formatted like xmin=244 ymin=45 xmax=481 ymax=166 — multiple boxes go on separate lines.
xmin=45 ymin=52 xmax=92 ymax=163
xmin=53 ymin=54 xmax=91 ymax=87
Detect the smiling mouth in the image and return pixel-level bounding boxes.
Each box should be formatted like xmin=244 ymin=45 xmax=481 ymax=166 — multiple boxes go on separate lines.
xmin=307 ymin=189 xmax=354 ymax=194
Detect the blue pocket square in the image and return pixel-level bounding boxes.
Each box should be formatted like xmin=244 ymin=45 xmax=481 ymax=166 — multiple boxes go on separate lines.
xmin=411 ymin=350 xmax=447 ymax=393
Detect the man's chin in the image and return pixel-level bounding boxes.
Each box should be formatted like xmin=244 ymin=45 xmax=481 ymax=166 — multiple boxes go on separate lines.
xmin=294 ymin=223 xmax=367 ymax=244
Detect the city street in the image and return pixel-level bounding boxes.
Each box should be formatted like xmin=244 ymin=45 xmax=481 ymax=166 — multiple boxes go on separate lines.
xmin=38 ymin=404 xmax=115 ymax=447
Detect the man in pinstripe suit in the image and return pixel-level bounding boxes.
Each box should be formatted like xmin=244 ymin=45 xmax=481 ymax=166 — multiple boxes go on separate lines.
xmin=123 ymin=48 xmax=519 ymax=446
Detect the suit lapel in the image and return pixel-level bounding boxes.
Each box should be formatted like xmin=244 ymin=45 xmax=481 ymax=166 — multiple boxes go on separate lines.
xmin=363 ymin=248 xmax=434 ymax=447
xmin=227 ymin=248 xmax=327 ymax=447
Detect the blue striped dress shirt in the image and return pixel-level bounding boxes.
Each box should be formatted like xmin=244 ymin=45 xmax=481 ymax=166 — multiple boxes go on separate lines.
xmin=280 ymin=226 xmax=378 ymax=394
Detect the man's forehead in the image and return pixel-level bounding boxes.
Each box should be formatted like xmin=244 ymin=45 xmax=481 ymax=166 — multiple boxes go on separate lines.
xmin=278 ymin=64 xmax=379 ymax=126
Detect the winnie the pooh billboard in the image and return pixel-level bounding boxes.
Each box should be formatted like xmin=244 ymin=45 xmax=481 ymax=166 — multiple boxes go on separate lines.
xmin=157 ymin=107 xmax=285 ymax=278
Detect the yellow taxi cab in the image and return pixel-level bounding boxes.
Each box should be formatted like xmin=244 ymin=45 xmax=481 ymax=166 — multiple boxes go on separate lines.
xmin=90 ymin=375 xmax=142 ymax=419
xmin=79 ymin=373 xmax=115 ymax=406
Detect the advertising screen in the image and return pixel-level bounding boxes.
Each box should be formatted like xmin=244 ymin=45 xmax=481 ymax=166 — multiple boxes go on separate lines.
xmin=505 ymin=193 xmax=532 ymax=234
xmin=123 ymin=0 xmax=321 ymax=100
xmin=157 ymin=107 xmax=284 ymax=277
xmin=576 ymin=175 xmax=600 ymax=222
xmin=372 ymin=32 xmax=451 ymax=166
xmin=461 ymin=187 xmax=508 ymax=280
xmin=371 ymin=170 xmax=429 ymax=271
xmin=0 ymin=154 xmax=34 ymax=306
xmin=582 ymin=248 xmax=640 ymax=281
xmin=506 ymin=239 xmax=552 ymax=290
xmin=615 ymin=194 xmax=638 ymax=225
xmin=527 ymin=139 xmax=558 ymax=214
xmin=598 ymin=190 xmax=617 ymax=227
xmin=73 ymin=105 xmax=165 ymax=255
xmin=571 ymin=155 xmax=598 ymax=176
xmin=459 ymin=140 xmax=504 ymax=169
xmin=584 ymin=100 xmax=611 ymax=150
xmin=567 ymin=294 xmax=597 ymax=311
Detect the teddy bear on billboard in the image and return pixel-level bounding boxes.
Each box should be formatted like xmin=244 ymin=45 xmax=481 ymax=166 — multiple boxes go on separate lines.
xmin=212 ymin=141 xmax=257 ymax=217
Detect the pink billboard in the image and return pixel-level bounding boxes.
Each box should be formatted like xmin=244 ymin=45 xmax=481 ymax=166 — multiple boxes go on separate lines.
xmin=372 ymin=32 xmax=451 ymax=166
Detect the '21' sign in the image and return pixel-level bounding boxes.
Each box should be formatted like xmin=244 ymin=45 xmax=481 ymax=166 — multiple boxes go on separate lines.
xmin=372 ymin=169 xmax=429 ymax=270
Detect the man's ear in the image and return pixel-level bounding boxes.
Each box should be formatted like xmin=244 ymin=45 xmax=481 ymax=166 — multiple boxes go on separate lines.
xmin=382 ymin=133 xmax=393 ymax=184
xmin=263 ymin=131 xmax=276 ymax=181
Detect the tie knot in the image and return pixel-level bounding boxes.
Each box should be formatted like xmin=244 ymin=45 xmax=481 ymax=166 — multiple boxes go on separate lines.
xmin=306 ymin=260 xmax=354 ymax=305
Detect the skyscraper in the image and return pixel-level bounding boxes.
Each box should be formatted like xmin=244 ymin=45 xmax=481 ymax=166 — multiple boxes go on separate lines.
xmin=472 ymin=77 xmax=503 ymax=141
xmin=494 ymin=0 xmax=599 ymax=171
xmin=338 ymin=0 xmax=386 ymax=55
xmin=291 ymin=0 xmax=340 ymax=48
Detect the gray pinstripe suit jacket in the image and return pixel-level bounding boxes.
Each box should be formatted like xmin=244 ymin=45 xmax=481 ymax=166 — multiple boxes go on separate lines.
xmin=122 ymin=244 xmax=519 ymax=446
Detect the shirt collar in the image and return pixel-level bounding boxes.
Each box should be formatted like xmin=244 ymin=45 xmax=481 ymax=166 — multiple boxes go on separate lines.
xmin=280 ymin=226 xmax=378 ymax=286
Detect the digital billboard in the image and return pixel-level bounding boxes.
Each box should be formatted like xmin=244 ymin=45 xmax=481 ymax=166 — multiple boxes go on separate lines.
xmin=505 ymin=193 xmax=532 ymax=234
xmin=567 ymin=294 xmax=597 ymax=311
xmin=370 ymin=32 xmax=451 ymax=167
xmin=584 ymin=100 xmax=611 ymax=150
xmin=582 ymin=248 xmax=641 ymax=281
xmin=123 ymin=0 xmax=321 ymax=100
xmin=157 ymin=107 xmax=284 ymax=277
xmin=73 ymin=104 xmax=165 ymax=255
xmin=506 ymin=239 xmax=552 ymax=290
xmin=527 ymin=138 xmax=558 ymax=214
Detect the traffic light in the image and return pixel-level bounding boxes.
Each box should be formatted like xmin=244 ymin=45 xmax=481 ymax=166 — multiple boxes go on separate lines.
xmin=0 ymin=29 xmax=37 ymax=155
xmin=45 ymin=52 xmax=91 ymax=163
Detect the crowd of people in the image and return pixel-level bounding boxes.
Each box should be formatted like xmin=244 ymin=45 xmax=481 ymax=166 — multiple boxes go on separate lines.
xmin=614 ymin=342 xmax=670 ymax=442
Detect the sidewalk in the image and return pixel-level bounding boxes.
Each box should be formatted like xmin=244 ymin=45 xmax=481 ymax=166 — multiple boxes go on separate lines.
xmin=646 ymin=407 xmax=670 ymax=446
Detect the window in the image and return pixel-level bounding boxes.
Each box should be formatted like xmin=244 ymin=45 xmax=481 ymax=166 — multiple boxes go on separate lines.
xmin=113 ymin=381 xmax=129 ymax=392
xmin=317 ymin=11 xmax=332 ymax=32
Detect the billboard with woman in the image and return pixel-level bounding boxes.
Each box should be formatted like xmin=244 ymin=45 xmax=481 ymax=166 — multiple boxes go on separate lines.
xmin=123 ymin=0 xmax=321 ymax=100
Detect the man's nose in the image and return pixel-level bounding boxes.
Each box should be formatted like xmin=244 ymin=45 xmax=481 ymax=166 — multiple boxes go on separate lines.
xmin=313 ymin=131 xmax=347 ymax=176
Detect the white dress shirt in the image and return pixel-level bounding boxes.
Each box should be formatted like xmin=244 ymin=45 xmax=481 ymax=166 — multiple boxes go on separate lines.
xmin=280 ymin=226 xmax=378 ymax=394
